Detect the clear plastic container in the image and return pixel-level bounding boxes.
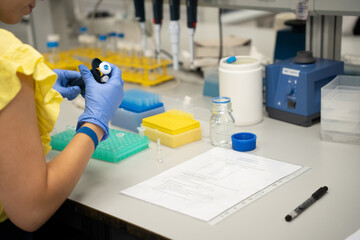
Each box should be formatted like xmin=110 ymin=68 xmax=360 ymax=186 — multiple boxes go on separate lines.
xmin=210 ymin=96 xmax=236 ymax=147
xmin=321 ymin=75 xmax=360 ymax=145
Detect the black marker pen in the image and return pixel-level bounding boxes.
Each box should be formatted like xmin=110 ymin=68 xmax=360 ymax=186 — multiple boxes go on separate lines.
xmin=285 ymin=186 xmax=328 ymax=222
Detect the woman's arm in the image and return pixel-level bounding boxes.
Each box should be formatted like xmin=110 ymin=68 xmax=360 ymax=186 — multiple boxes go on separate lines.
xmin=0 ymin=73 xmax=104 ymax=232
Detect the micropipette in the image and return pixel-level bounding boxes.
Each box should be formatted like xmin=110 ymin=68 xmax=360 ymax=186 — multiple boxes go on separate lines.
xmin=134 ymin=0 xmax=147 ymax=53
xmin=152 ymin=0 xmax=163 ymax=62
xmin=186 ymin=0 xmax=197 ymax=70
xmin=169 ymin=0 xmax=180 ymax=70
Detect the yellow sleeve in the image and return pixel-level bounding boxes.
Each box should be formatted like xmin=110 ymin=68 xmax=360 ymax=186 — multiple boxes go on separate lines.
xmin=0 ymin=28 xmax=62 ymax=155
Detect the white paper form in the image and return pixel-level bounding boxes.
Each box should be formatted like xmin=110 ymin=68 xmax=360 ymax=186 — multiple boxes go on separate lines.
xmin=121 ymin=147 xmax=304 ymax=222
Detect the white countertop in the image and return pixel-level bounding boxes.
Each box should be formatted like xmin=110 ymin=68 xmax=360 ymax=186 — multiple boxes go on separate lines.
xmin=48 ymin=72 xmax=360 ymax=240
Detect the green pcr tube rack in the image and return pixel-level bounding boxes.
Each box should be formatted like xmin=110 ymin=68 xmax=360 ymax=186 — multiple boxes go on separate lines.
xmin=50 ymin=128 xmax=150 ymax=163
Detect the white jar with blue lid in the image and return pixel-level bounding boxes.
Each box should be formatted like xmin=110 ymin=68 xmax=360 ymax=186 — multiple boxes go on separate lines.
xmin=219 ymin=56 xmax=263 ymax=126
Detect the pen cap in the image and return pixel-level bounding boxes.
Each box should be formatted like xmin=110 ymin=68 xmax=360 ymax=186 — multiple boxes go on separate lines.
xmin=312 ymin=186 xmax=328 ymax=200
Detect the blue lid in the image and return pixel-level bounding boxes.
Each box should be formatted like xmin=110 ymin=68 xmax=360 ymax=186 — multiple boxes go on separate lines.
xmin=212 ymin=96 xmax=230 ymax=104
xmin=118 ymin=33 xmax=125 ymax=38
xmin=47 ymin=41 xmax=59 ymax=48
xmin=231 ymin=132 xmax=256 ymax=152
xmin=80 ymin=27 xmax=88 ymax=33
xmin=99 ymin=34 xmax=107 ymax=41
xmin=109 ymin=32 xmax=116 ymax=37
xmin=226 ymin=56 xmax=236 ymax=64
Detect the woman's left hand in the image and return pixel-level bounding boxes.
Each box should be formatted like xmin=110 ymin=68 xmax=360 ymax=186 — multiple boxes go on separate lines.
xmin=53 ymin=69 xmax=81 ymax=100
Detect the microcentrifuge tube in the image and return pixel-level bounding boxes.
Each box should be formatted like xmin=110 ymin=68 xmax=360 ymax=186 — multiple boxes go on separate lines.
xmin=137 ymin=126 xmax=145 ymax=137
xmin=116 ymin=132 xmax=125 ymax=145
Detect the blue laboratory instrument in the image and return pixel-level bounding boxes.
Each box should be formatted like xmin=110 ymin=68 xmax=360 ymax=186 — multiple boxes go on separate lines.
xmin=111 ymin=89 xmax=165 ymax=132
xmin=266 ymin=51 xmax=344 ymax=126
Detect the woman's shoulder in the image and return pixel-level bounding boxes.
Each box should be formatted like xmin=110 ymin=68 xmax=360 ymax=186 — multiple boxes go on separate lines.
xmin=0 ymin=29 xmax=23 ymax=54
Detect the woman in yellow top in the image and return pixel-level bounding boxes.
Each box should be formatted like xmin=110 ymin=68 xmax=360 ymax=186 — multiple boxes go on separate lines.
xmin=0 ymin=0 xmax=124 ymax=238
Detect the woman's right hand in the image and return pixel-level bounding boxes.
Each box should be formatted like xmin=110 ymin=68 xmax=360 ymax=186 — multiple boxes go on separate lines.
xmin=76 ymin=63 xmax=124 ymax=140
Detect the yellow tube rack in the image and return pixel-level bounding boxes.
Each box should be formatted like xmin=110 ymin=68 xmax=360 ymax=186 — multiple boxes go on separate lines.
xmin=43 ymin=47 xmax=174 ymax=86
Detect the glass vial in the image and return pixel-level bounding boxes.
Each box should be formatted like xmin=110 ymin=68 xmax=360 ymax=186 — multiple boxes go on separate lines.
xmin=210 ymin=96 xmax=235 ymax=147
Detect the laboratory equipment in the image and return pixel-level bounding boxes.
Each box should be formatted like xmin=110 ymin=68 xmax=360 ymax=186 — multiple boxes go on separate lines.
xmin=219 ymin=56 xmax=263 ymax=126
xmin=142 ymin=109 xmax=202 ymax=148
xmin=98 ymin=34 xmax=108 ymax=58
xmin=156 ymin=138 xmax=163 ymax=163
xmin=321 ymin=75 xmax=360 ymax=145
xmin=231 ymin=132 xmax=257 ymax=152
xmin=111 ymin=89 xmax=165 ymax=132
xmin=152 ymin=0 xmax=163 ymax=61
xmin=116 ymin=33 xmax=126 ymax=56
xmin=266 ymin=51 xmax=344 ymax=127
xmin=134 ymin=0 xmax=147 ymax=53
xmin=69 ymin=58 xmax=111 ymax=95
xmin=210 ymin=97 xmax=235 ymax=147
xmin=108 ymin=32 xmax=117 ymax=52
xmin=46 ymin=34 xmax=60 ymax=64
xmin=169 ymin=0 xmax=180 ymax=70
xmin=274 ymin=19 xmax=306 ymax=62
xmin=50 ymin=128 xmax=150 ymax=163
xmin=78 ymin=27 xmax=89 ymax=49
xmin=186 ymin=0 xmax=198 ymax=69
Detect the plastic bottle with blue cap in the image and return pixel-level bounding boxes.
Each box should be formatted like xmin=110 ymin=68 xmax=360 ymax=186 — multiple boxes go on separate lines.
xmin=108 ymin=32 xmax=117 ymax=51
xmin=47 ymin=34 xmax=60 ymax=64
xmin=210 ymin=96 xmax=236 ymax=147
xmin=98 ymin=34 xmax=108 ymax=57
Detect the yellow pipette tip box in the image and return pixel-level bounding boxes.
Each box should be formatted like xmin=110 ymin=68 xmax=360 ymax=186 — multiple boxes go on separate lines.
xmin=141 ymin=109 xmax=202 ymax=148
xmin=142 ymin=109 xmax=200 ymax=135
xmin=142 ymin=125 xmax=202 ymax=148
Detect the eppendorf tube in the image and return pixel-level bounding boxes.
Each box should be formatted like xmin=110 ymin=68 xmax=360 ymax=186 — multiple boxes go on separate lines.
xmin=137 ymin=126 xmax=145 ymax=137
xmin=116 ymin=132 xmax=125 ymax=145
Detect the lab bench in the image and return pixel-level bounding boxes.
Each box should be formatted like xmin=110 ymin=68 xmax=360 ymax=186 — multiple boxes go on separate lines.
xmin=48 ymin=71 xmax=360 ymax=240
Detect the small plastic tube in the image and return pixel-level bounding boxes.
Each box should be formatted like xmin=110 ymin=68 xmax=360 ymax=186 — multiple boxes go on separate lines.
xmin=157 ymin=138 xmax=163 ymax=163
xmin=155 ymin=129 xmax=163 ymax=163
xmin=116 ymin=132 xmax=125 ymax=145
xmin=137 ymin=126 xmax=145 ymax=137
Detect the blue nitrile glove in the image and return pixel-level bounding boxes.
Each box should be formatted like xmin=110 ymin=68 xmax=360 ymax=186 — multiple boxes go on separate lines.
xmin=53 ymin=69 xmax=82 ymax=100
xmin=76 ymin=63 xmax=124 ymax=141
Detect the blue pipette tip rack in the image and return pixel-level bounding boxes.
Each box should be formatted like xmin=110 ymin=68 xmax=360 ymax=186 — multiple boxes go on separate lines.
xmin=119 ymin=89 xmax=164 ymax=113
xmin=111 ymin=88 xmax=165 ymax=132
xmin=50 ymin=128 xmax=150 ymax=163
xmin=231 ymin=132 xmax=257 ymax=152
xmin=226 ymin=56 xmax=236 ymax=64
